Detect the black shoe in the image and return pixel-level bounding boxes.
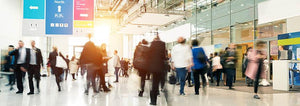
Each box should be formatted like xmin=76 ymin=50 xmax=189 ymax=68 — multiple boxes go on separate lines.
xmin=195 ymin=92 xmax=199 ymax=95
xmin=27 ymin=92 xmax=34 ymax=95
xmin=138 ymin=91 xmax=143 ymax=97
xmin=216 ymin=84 xmax=220 ymax=86
xmin=103 ymin=88 xmax=111 ymax=92
xmin=58 ymin=88 xmax=61 ymax=92
xmin=229 ymin=87 xmax=235 ymax=90
xmin=113 ymin=81 xmax=118 ymax=83
xmin=84 ymin=90 xmax=88 ymax=95
xmin=254 ymin=95 xmax=260 ymax=99
xmin=188 ymin=84 xmax=193 ymax=87
xmin=150 ymin=102 xmax=157 ymax=105
xmin=16 ymin=91 xmax=23 ymax=94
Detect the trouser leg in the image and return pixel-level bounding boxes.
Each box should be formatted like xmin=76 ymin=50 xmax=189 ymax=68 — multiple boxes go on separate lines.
xmin=150 ymin=73 xmax=161 ymax=104
xmin=193 ymin=70 xmax=200 ymax=93
xmin=200 ymin=70 xmax=207 ymax=87
xmin=254 ymin=60 xmax=263 ymax=93
xmin=28 ymin=65 xmax=34 ymax=92
xmin=15 ymin=65 xmax=24 ymax=92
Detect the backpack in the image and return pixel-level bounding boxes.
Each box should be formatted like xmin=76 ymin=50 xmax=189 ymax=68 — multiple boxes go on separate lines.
xmin=197 ymin=49 xmax=207 ymax=63
xmin=133 ymin=45 xmax=149 ymax=71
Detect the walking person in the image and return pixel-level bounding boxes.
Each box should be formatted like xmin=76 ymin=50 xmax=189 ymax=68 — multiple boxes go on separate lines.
xmin=99 ymin=43 xmax=112 ymax=91
xmin=222 ymin=44 xmax=237 ymax=89
xmin=171 ymin=37 xmax=193 ymax=96
xmin=243 ymin=47 xmax=254 ymax=86
xmin=148 ymin=36 xmax=167 ymax=105
xmin=49 ymin=47 xmax=64 ymax=91
xmin=9 ymin=40 xmax=30 ymax=94
xmin=80 ymin=34 xmax=104 ymax=95
xmin=191 ymin=40 xmax=208 ymax=95
xmin=133 ymin=40 xmax=150 ymax=97
xmin=113 ymin=50 xmax=121 ymax=83
xmin=69 ymin=56 xmax=78 ymax=81
xmin=27 ymin=40 xmax=43 ymax=95
xmin=245 ymin=41 xmax=267 ymax=99
xmin=212 ymin=52 xmax=223 ymax=86
xmin=4 ymin=45 xmax=15 ymax=87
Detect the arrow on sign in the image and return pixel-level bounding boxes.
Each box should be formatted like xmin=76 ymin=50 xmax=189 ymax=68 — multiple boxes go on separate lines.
xmin=29 ymin=6 xmax=39 ymax=10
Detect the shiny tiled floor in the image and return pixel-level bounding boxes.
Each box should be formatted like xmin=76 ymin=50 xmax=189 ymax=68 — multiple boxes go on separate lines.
xmin=0 ymin=72 xmax=300 ymax=106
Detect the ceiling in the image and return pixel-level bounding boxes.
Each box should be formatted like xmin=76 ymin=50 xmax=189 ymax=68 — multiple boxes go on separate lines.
xmin=130 ymin=13 xmax=184 ymax=26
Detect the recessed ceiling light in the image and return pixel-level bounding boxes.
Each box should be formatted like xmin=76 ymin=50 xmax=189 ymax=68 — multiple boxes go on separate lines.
xmin=241 ymin=4 xmax=244 ymax=7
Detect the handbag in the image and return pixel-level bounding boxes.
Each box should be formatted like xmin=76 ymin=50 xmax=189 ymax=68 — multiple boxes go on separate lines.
xmin=168 ymin=71 xmax=177 ymax=85
xmin=56 ymin=56 xmax=67 ymax=69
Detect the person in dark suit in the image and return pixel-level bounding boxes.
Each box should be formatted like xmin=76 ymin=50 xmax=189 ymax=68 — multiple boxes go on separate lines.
xmin=9 ymin=40 xmax=31 ymax=94
xmin=27 ymin=40 xmax=43 ymax=95
xmin=48 ymin=46 xmax=64 ymax=91
xmin=148 ymin=36 xmax=167 ymax=105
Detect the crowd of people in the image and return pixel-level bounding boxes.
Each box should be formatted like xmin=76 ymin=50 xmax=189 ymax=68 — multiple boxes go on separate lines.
xmin=1 ymin=34 xmax=269 ymax=105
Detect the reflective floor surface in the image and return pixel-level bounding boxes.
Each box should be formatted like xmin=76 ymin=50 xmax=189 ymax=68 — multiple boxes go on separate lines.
xmin=0 ymin=72 xmax=300 ymax=106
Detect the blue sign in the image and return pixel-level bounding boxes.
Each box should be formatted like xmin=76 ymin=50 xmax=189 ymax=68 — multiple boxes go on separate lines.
xmin=23 ymin=0 xmax=45 ymax=19
xmin=46 ymin=0 xmax=73 ymax=35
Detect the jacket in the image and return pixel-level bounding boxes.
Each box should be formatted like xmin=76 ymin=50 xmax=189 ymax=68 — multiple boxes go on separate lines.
xmin=32 ymin=48 xmax=44 ymax=67
xmin=222 ymin=50 xmax=237 ymax=69
xmin=49 ymin=51 xmax=58 ymax=67
xmin=192 ymin=47 xmax=208 ymax=70
xmin=148 ymin=40 xmax=167 ymax=73
xmin=80 ymin=41 xmax=103 ymax=66
xmin=133 ymin=44 xmax=150 ymax=70
xmin=10 ymin=48 xmax=31 ymax=69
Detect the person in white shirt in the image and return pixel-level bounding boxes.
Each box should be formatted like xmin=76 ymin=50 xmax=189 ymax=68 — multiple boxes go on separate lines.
xmin=212 ymin=52 xmax=223 ymax=86
xmin=113 ymin=50 xmax=121 ymax=83
xmin=171 ymin=37 xmax=193 ymax=95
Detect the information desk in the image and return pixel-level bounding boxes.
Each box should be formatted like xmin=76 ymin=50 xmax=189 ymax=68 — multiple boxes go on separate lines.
xmin=273 ymin=60 xmax=300 ymax=91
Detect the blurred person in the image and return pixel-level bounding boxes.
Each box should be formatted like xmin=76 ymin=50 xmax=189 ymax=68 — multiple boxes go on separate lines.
xmin=123 ymin=59 xmax=129 ymax=77
xmin=80 ymin=34 xmax=105 ymax=94
xmin=191 ymin=40 xmax=208 ymax=95
xmin=245 ymin=41 xmax=267 ymax=99
xmin=120 ymin=58 xmax=125 ymax=76
xmin=161 ymin=50 xmax=170 ymax=91
xmin=220 ymin=49 xmax=227 ymax=85
xmin=64 ymin=55 xmax=70 ymax=80
xmin=208 ymin=53 xmax=214 ymax=83
xmin=112 ymin=50 xmax=121 ymax=83
xmin=27 ymin=40 xmax=43 ymax=95
xmin=3 ymin=45 xmax=15 ymax=87
xmin=49 ymin=47 xmax=64 ymax=91
xmin=46 ymin=58 xmax=51 ymax=77
xmin=99 ymin=43 xmax=111 ymax=91
xmin=243 ymin=47 xmax=253 ymax=86
xmin=222 ymin=44 xmax=237 ymax=89
xmin=212 ymin=52 xmax=222 ymax=86
xmin=171 ymin=37 xmax=193 ymax=95
xmin=9 ymin=40 xmax=30 ymax=94
xmin=148 ymin=36 xmax=167 ymax=105
xmin=69 ymin=56 xmax=79 ymax=81
xmin=133 ymin=39 xmax=150 ymax=97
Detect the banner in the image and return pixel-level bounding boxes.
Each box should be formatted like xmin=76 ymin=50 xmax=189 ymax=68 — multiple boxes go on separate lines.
xmin=46 ymin=0 xmax=73 ymax=35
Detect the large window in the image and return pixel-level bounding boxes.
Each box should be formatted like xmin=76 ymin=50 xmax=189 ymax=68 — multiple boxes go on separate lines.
xmin=256 ymin=20 xmax=286 ymax=39
xmin=213 ymin=27 xmax=230 ymax=44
